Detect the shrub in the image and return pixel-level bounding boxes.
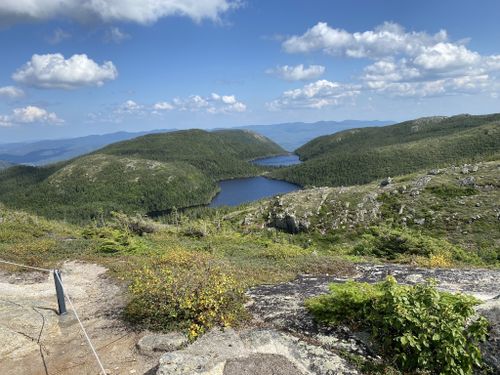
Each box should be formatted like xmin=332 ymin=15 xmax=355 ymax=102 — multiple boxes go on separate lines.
xmin=352 ymin=226 xmax=469 ymax=264
xmin=110 ymin=211 xmax=157 ymax=236
xmin=82 ymin=226 xmax=137 ymax=254
xmin=306 ymin=277 xmax=489 ymax=375
xmin=124 ymin=252 xmax=246 ymax=340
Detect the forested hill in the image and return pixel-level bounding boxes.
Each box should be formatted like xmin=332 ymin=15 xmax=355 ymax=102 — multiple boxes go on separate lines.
xmin=272 ymin=113 xmax=500 ymax=187
xmin=99 ymin=129 xmax=284 ymax=179
xmin=0 ymin=129 xmax=285 ymax=221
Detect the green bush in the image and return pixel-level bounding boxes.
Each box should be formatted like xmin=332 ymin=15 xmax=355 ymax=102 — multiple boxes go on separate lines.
xmin=82 ymin=226 xmax=138 ymax=254
xmin=124 ymin=253 xmax=246 ymax=340
xmin=306 ymin=277 xmax=489 ymax=375
xmin=352 ymin=226 xmax=470 ymax=265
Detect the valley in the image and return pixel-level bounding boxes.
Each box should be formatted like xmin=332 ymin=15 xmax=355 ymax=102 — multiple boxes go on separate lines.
xmin=0 ymin=113 xmax=499 ymax=375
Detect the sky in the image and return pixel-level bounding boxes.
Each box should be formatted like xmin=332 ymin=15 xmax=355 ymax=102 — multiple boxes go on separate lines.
xmin=0 ymin=0 xmax=499 ymax=142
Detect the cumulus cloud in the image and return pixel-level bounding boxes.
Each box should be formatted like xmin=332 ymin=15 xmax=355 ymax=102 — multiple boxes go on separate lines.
xmin=267 ymin=64 xmax=325 ymax=81
xmin=266 ymin=79 xmax=360 ymax=110
xmin=153 ymin=101 xmax=175 ymax=111
xmin=173 ymin=93 xmax=246 ymax=113
xmin=0 ymin=86 xmax=24 ymax=99
xmin=281 ymin=21 xmax=500 ymax=99
xmin=92 ymin=93 xmax=246 ymax=123
xmin=13 ymin=53 xmax=118 ymax=89
xmin=116 ymin=100 xmax=143 ymax=114
xmin=282 ymin=22 xmax=447 ymax=58
xmin=0 ymin=0 xmax=238 ymax=26
xmin=0 ymin=105 xmax=63 ymax=127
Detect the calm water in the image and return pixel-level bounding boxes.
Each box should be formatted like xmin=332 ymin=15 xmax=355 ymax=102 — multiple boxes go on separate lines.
xmin=209 ymin=176 xmax=300 ymax=207
xmin=252 ymin=154 xmax=301 ymax=167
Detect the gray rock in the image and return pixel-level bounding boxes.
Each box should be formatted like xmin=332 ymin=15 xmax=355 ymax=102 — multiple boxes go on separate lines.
xmin=477 ymin=297 xmax=500 ymax=373
xmin=223 ymin=353 xmax=303 ymax=375
xmin=380 ymin=177 xmax=392 ymax=187
xmin=458 ymin=176 xmax=475 ymax=187
xmin=137 ymin=332 xmax=188 ymax=354
xmin=414 ymin=218 xmax=425 ymax=225
xmin=157 ymin=328 xmax=358 ymax=375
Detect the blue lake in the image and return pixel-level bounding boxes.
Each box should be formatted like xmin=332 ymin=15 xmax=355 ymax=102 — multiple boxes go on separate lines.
xmin=209 ymin=154 xmax=301 ymax=207
xmin=252 ymin=154 xmax=301 ymax=167
xmin=209 ymin=176 xmax=300 ymax=207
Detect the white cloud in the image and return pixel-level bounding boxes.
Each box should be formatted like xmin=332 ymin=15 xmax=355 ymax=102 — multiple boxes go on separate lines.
xmin=105 ymin=27 xmax=130 ymax=43
xmin=0 ymin=86 xmax=24 ymax=99
xmin=173 ymin=93 xmax=246 ymax=113
xmin=0 ymin=105 xmax=63 ymax=127
xmin=413 ymin=43 xmax=480 ymax=71
xmin=0 ymin=0 xmax=238 ymax=26
xmin=45 ymin=28 xmax=71 ymax=44
xmin=267 ymin=64 xmax=325 ymax=81
xmin=116 ymin=100 xmax=143 ymax=114
xmin=92 ymin=93 xmax=246 ymax=123
xmin=283 ymin=22 xmax=447 ymax=58
xmin=13 ymin=53 xmax=118 ymax=89
xmin=153 ymin=101 xmax=175 ymax=110
xmin=283 ymin=21 xmax=500 ymax=99
xmin=267 ymin=79 xmax=360 ymax=110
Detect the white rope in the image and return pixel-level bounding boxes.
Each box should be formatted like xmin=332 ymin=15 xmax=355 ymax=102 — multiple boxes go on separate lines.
xmin=0 ymin=259 xmax=51 ymax=272
xmin=53 ymin=271 xmax=108 ymax=375
xmin=0 ymin=259 xmax=107 ymax=373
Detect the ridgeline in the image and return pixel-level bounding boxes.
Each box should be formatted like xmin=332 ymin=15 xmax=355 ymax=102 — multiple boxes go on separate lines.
xmin=271 ymin=113 xmax=500 ymax=187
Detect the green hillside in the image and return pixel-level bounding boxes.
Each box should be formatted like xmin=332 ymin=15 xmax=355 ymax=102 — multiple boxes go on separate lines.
xmin=272 ymin=114 xmax=500 ymax=187
xmin=99 ymin=129 xmax=284 ymax=179
xmin=0 ymin=129 xmax=285 ymax=221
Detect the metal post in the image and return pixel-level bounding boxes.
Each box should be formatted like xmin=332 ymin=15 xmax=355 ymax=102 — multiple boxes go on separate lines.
xmin=53 ymin=270 xmax=67 ymax=315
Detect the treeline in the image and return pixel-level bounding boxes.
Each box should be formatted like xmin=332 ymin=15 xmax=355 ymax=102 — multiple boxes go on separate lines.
xmin=272 ymin=114 xmax=500 ymax=187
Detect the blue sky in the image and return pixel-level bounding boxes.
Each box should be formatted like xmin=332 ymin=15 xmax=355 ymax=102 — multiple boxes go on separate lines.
xmin=0 ymin=0 xmax=499 ymax=142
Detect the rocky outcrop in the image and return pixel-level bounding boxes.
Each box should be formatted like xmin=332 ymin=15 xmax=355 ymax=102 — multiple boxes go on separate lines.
xmin=243 ymin=162 xmax=499 ymax=242
xmin=157 ymin=328 xmax=358 ymax=375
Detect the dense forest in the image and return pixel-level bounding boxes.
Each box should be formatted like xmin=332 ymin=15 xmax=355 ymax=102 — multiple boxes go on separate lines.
xmin=272 ymin=114 xmax=500 ymax=187
xmin=0 ymin=129 xmax=285 ymax=222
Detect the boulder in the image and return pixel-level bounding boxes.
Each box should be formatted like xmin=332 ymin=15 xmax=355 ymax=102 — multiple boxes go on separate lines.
xmin=380 ymin=177 xmax=392 ymax=187
xmin=137 ymin=332 xmax=188 ymax=355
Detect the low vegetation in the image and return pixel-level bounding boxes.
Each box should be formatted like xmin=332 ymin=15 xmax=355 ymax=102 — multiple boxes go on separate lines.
xmin=125 ymin=250 xmax=246 ymax=340
xmin=306 ymin=277 xmax=489 ymax=374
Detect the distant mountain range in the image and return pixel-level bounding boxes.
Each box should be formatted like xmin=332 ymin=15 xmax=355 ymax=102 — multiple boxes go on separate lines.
xmin=0 ymin=120 xmax=393 ymax=166
xmin=0 ymin=130 xmax=172 ymax=166
xmin=238 ymin=120 xmax=394 ymax=151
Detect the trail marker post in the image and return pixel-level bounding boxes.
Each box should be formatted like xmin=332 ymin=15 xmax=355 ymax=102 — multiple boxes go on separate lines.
xmin=53 ymin=270 xmax=67 ymax=315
